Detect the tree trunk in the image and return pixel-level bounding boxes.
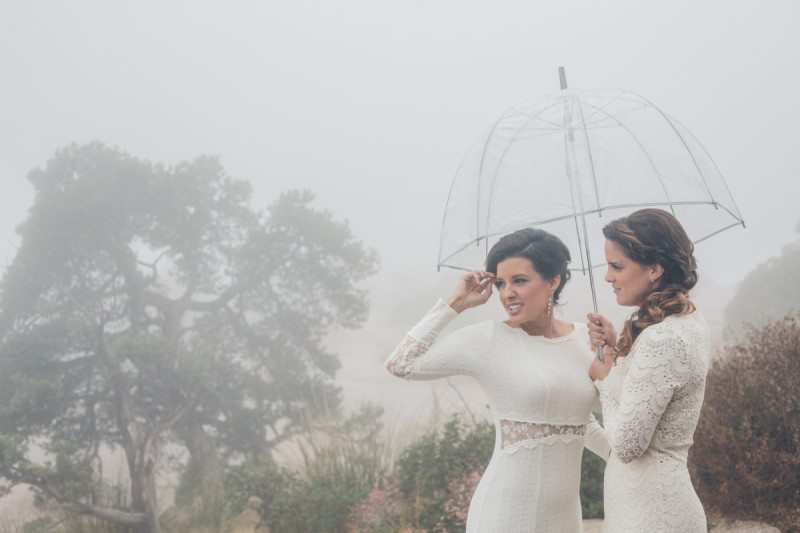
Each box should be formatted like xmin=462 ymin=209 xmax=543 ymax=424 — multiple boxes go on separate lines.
xmin=130 ymin=453 xmax=160 ymax=533
xmin=119 ymin=417 xmax=161 ymax=533
xmin=178 ymin=420 xmax=224 ymax=506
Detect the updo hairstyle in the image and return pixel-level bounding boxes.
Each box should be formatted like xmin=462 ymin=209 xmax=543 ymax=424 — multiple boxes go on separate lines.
xmin=485 ymin=228 xmax=572 ymax=304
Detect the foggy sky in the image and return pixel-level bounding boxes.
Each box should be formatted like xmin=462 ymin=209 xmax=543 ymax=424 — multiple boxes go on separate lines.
xmin=2 ymin=1 xmax=799 ymax=416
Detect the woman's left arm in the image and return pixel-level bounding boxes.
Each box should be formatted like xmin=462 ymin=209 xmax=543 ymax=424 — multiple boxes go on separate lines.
xmin=608 ymin=328 xmax=685 ymax=463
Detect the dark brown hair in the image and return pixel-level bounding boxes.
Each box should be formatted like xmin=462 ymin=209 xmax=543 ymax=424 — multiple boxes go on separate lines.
xmin=485 ymin=228 xmax=571 ymax=303
xmin=603 ymin=208 xmax=697 ymax=357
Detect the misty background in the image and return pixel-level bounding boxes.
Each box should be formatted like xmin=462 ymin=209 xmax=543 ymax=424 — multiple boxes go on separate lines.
xmin=0 ymin=1 xmax=799 ymax=524
xmin=4 ymin=1 xmax=798 ymax=412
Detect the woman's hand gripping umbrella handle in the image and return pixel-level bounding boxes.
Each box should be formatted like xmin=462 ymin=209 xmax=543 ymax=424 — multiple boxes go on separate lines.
xmin=587 ymin=313 xmax=616 ymax=380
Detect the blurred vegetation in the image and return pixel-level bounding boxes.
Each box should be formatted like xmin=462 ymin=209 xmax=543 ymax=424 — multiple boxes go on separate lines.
xmin=0 ymin=143 xmax=377 ymax=532
xmin=10 ymin=402 xmax=608 ymax=532
xmin=579 ymin=439 xmax=606 ymax=519
xmin=209 ymin=410 xmax=604 ymax=533
xmin=393 ymin=415 xmax=494 ymax=531
xmin=690 ymin=314 xmax=800 ymax=531
xmin=236 ymin=404 xmax=390 ymax=533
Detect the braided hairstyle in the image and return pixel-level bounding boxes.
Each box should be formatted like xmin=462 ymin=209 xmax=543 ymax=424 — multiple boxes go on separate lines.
xmin=603 ymin=209 xmax=698 ymax=357
xmin=485 ymin=228 xmax=572 ymax=304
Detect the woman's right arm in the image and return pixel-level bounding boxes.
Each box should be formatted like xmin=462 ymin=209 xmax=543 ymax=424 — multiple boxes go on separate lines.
xmin=385 ymin=270 xmax=494 ymax=381
xmin=385 ymin=300 xmax=490 ymax=380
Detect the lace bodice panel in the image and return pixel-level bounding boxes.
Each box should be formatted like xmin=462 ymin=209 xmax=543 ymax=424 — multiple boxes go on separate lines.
xmin=596 ymin=310 xmax=710 ymax=463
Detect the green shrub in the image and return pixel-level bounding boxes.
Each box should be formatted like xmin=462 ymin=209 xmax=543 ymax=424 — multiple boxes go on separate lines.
xmin=359 ymin=412 xmax=606 ymax=529
xmin=394 ymin=415 xmax=494 ymax=531
xmin=223 ymin=404 xmax=389 ymax=532
xmin=580 ymin=447 xmax=605 ymax=519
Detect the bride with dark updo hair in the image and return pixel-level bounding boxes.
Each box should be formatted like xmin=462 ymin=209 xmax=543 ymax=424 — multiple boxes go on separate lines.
xmin=386 ymin=227 xmax=609 ymax=532
xmin=587 ymin=208 xmax=710 ymax=532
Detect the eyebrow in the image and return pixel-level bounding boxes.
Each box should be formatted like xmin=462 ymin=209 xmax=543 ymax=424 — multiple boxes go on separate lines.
xmin=494 ymin=274 xmax=530 ymax=281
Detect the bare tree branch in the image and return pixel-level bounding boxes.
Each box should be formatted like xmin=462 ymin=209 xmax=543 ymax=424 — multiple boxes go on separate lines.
xmin=61 ymin=503 xmax=146 ymax=526
xmin=0 ymin=463 xmax=146 ymax=527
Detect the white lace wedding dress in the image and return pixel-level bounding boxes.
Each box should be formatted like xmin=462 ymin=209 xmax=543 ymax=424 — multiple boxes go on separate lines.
xmin=594 ymin=310 xmax=710 ymax=532
xmin=385 ymin=300 xmax=609 ymax=532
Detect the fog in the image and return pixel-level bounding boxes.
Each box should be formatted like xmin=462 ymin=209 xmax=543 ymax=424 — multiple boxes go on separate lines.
xmin=1 ymin=0 xmax=798 ymax=460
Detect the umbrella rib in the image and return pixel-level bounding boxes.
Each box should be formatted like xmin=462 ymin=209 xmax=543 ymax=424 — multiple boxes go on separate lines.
xmin=494 ymin=129 xmax=561 ymax=141
xmin=575 ymin=89 xmax=652 ymax=121
xmin=582 ymin=103 xmax=651 ymax=129
xmin=484 ymin=100 xmax=565 ymax=234
xmin=693 ymin=221 xmax=747 ymax=244
xmin=602 ymin=90 xmax=654 ymax=107
xmin=562 ymin=98 xmax=588 ymax=274
xmin=578 ymin=100 xmax=676 ymax=216
xmin=474 ymin=110 xmax=516 ymax=252
xmin=630 ymin=92 xmax=718 ymax=206
xmin=495 ymin=125 xmax=561 ymax=132
xmin=437 ymin=264 xmax=476 ymax=273
xmin=709 ymin=201 xmax=744 ymax=224
xmin=664 ymin=114 xmax=745 ymax=223
xmin=438 ymin=129 xmax=491 ymax=266
xmin=579 ymin=96 xmax=637 ymax=126
xmin=575 ymin=96 xmax=603 ymax=217
xmin=513 ymin=107 xmax=563 ymax=128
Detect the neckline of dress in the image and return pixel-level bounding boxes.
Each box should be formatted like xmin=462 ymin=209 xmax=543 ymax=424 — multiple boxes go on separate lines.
xmin=499 ymin=321 xmax=578 ymax=343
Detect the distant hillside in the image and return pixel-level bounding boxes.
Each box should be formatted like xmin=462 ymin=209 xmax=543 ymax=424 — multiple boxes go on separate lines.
xmin=724 ymin=224 xmax=800 ymax=341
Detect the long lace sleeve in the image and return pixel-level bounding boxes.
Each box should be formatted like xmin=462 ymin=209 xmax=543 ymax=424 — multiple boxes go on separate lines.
xmin=584 ymin=411 xmax=610 ymax=460
xmin=600 ymin=327 xmax=687 ymax=463
xmin=384 ymin=299 xmax=490 ymax=380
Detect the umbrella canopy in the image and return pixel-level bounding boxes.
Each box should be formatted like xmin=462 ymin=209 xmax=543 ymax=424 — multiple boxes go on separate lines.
xmin=438 ymin=71 xmax=744 ymax=281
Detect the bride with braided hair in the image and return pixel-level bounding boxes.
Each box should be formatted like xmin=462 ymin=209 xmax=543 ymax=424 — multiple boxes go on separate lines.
xmin=587 ymin=208 xmax=709 ymax=532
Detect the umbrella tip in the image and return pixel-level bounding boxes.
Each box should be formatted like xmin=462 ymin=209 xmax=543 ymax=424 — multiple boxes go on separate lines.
xmin=558 ymin=66 xmax=568 ymax=90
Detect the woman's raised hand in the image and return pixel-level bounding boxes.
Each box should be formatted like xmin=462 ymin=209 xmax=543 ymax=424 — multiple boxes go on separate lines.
xmin=446 ymin=270 xmax=495 ymax=313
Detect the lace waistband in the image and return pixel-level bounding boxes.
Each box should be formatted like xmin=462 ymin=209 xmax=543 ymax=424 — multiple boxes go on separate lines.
xmin=500 ymin=419 xmax=586 ymax=448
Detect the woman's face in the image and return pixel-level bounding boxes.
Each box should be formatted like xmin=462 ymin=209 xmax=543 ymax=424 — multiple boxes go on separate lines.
xmin=603 ymin=240 xmax=662 ymax=307
xmin=494 ymin=256 xmax=557 ymax=327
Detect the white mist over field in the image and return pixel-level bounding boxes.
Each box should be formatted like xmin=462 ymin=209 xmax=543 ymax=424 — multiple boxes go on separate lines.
xmin=1 ymin=1 xmax=798 ymax=522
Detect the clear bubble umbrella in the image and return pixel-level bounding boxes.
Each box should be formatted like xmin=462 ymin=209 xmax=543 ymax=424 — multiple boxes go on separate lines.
xmin=438 ymin=67 xmax=744 ymax=337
